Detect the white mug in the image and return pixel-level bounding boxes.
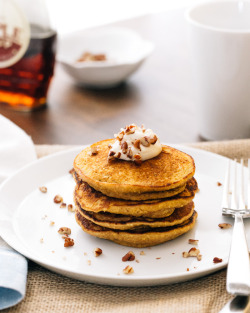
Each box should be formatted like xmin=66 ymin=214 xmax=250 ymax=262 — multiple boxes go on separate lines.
xmin=186 ymin=1 xmax=250 ymax=140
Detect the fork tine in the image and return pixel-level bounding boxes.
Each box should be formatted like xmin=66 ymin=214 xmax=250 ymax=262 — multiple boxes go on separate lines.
xmin=231 ymin=159 xmax=237 ymax=211
xmin=222 ymin=160 xmax=230 ymax=211
xmin=239 ymin=159 xmax=245 ymax=211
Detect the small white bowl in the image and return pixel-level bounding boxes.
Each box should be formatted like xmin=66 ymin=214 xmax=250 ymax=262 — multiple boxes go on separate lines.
xmin=57 ymin=27 xmax=154 ymax=88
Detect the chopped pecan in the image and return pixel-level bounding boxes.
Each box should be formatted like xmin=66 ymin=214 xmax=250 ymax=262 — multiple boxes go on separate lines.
xmin=60 ymin=202 xmax=67 ymax=209
xmin=134 ymin=154 xmax=142 ymax=165
xmin=108 ymin=150 xmax=116 ymax=161
xmin=127 ymin=147 xmax=133 ymax=159
xmin=188 ymin=239 xmax=199 ymax=245
xmin=64 ymin=237 xmax=74 ymax=247
xmin=116 ymin=131 xmax=124 ymax=141
xmin=213 ymin=257 xmax=222 ymax=263
xmin=134 ymin=154 xmax=141 ymax=160
xmin=140 ymin=136 xmax=150 ymax=147
xmin=68 ymin=204 xmax=75 ymax=212
xmin=188 ymin=247 xmax=200 ymax=257
xmin=182 ymin=252 xmax=189 ymax=258
xmin=217 ymin=182 xmax=222 ymax=186
xmin=122 ymin=251 xmax=135 ymax=262
xmin=148 ymin=135 xmax=158 ymax=144
xmin=92 ymin=54 xmax=106 ymax=61
xmin=39 ymin=186 xmax=47 ymax=193
xmin=133 ymin=139 xmax=141 ymax=150
xmin=218 ymin=223 xmax=232 ymax=229
xmin=77 ymin=52 xmax=106 ymax=62
xmin=125 ymin=125 xmax=136 ymax=134
xmin=54 ymin=195 xmax=63 ymax=204
xmin=88 ymin=145 xmax=99 ymax=156
xmin=182 ymin=247 xmax=202 ymax=261
xmin=94 ymin=247 xmax=102 ymax=257
xmin=58 ymin=227 xmax=71 ymax=235
xmin=123 ymin=265 xmax=134 ymax=274
xmin=121 ymin=141 xmax=128 ymax=154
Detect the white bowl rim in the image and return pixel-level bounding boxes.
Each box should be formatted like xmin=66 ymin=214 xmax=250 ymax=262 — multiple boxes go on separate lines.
xmin=56 ymin=26 xmax=155 ymax=69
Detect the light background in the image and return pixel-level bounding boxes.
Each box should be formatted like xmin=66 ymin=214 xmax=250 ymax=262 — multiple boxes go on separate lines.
xmin=45 ymin=0 xmax=206 ymax=34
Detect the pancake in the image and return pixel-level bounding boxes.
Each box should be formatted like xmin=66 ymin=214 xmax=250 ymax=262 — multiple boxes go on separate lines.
xmin=73 ymin=139 xmax=195 ymax=199
xmin=74 ymin=177 xmax=198 ymax=217
xmin=76 ymin=201 xmax=194 ymax=230
xmin=73 ymin=171 xmax=187 ymax=200
xmin=75 ymin=209 xmax=198 ymax=248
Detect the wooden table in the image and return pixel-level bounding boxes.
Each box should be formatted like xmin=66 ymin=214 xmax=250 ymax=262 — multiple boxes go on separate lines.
xmin=0 ymin=9 xmax=201 ymax=145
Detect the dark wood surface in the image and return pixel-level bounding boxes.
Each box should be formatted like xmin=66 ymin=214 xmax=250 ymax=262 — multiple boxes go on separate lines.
xmin=0 ymin=9 xmax=201 ymax=145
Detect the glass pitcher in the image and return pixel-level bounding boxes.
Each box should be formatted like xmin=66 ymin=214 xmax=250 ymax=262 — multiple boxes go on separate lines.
xmin=0 ymin=0 xmax=57 ymax=111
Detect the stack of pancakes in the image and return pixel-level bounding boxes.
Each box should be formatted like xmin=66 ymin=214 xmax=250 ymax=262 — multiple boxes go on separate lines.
xmin=73 ymin=139 xmax=198 ymax=248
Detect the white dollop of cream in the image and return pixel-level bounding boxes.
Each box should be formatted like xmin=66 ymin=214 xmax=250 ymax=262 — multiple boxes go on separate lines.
xmin=109 ymin=124 xmax=162 ymax=162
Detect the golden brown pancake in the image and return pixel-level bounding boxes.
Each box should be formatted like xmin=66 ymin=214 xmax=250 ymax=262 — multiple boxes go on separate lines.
xmin=73 ymin=171 xmax=187 ymax=200
xmin=74 ymin=177 xmax=198 ymax=217
xmin=73 ymin=139 xmax=195 ymax=199
xmin=75 ymin=209 xmax=198 ymax=248
xmin=76 ymin=201 xmax=194 ymax=230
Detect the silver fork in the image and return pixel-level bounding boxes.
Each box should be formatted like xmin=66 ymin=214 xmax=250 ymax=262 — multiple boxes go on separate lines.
xmin=222 ymin=159 xmax=250 ymax=296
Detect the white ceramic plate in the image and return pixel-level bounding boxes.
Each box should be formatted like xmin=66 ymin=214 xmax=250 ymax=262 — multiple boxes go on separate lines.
xmin=0 ymin=145 xmax=245 ymax=286
xmin=57 ymin=27 xmax=154 ymax=88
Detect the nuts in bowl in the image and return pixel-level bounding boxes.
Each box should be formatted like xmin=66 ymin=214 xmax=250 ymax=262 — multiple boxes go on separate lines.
xmin=57 ymin=27 xmax=154 ymax=88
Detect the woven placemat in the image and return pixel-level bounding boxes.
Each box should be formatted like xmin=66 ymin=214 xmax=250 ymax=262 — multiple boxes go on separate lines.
xmin=4 ymin=139 xmax=250 ymax=313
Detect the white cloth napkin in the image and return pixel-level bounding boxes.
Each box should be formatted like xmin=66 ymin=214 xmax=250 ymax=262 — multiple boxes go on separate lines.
xmin=0 ymin=114 xmax=37 ymax=310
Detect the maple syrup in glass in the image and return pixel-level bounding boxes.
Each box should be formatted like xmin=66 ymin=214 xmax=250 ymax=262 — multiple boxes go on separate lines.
xmin=0 ymin=24 xmax=57 ymax=111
